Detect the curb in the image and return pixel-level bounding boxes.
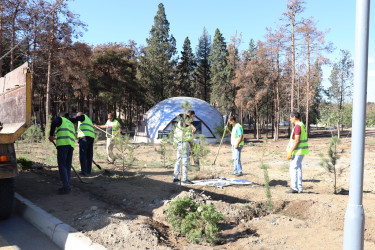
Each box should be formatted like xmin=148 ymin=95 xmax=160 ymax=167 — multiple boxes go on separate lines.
xmin=14 ymin=193 xmax=106 ymax=250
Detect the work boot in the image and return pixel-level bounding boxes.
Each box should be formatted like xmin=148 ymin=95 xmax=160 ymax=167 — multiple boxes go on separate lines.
xmin=182 ymin=179 xmax=193 ymax=184
xmin=58 ymin=187 xmax=71 ymax=195
xmin=285 ymin=188 xmax=298 ymax=194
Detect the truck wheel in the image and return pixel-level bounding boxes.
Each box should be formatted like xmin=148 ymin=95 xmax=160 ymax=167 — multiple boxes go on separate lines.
xmin=0 ymin=178 xmax=14 ymax=220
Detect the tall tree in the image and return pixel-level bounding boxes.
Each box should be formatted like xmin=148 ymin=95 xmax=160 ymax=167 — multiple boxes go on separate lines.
xmin=264 ymin=27 xmax=286 ymax=141
xmin=282 ymin=0 xmax=305 ymax=112
xmin=209 ymin=28 xmax=234 ymax=114
xmin=234 ymin=41 xmax=270 ymax=140
xmin=194 ymin=27 xmax=211 ymax=101
xmin=327 ymin=50 xmax=353 ymax=137
xmin=138 ymin=3 xmax=177 ymax=104
xmin=298 ymin=17 xmax=331 ymax=133
xmin=175 ymin=36 xmax=196 ymax=96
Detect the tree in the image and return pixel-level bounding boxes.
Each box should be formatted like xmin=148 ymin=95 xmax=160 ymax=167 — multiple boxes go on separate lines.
xmin=281 ymin=0 xmax=306 ymax=112
xmin=326 ymin=50 xmax=353 ymax=137
xmin=264 ymin=27 xmax=286 ymax=140
xmin=209 ymin=28 xmax=234 ymax=114
xmin=138 ymin=3 xmax=177 ymax=105
xmin=175 ymin=36 xmax=196 ymax=96
xmin=297 ymin=17 xmax=331 ymax=133
xmin=194 ymin=27 xmax=211 ymax=101
xmin=234 ymin=41 xmax=270 ymax=140
xmin=90 ymin=43 xmax=140 ymax=125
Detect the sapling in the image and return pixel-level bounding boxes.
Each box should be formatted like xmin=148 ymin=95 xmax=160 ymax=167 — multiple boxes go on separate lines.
xmin=260 ymin=137 xmax=272 ymax=211
xmin=155 ymin=136 xmax=172 ymax=168
xmin=319 ymin=136 xmax=345 ymax=194
xmin=113 ymin=134 xmax=135 ymax=175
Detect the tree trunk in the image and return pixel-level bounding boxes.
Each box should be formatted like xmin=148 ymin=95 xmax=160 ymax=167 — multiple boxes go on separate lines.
xmin=305 ymin=44 xmax=311 ymax=135
xmin=45 ymin=10 xmax=56 ymax=126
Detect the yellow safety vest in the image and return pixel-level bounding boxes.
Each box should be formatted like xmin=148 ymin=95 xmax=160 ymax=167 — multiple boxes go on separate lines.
xmin=231 ymin=123 xmax=244 ymax=146
xmin=56 ymin=117 xmax=76 ymax=149
xmin=77 ymin=115 xmax=95 ymax=138
xmin=287 ymin=121 xmax=309 ymax=155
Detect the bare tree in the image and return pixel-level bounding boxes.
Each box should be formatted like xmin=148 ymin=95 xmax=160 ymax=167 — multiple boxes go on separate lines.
xmin=281 ymin=0 xmax=306 ymax=112
xmin=298 ymin=17 xmax=331 ymax=134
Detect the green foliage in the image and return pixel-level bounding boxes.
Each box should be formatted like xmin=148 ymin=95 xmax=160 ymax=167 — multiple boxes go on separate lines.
xmin=366 ymin=103 xmax=375 ymax=127
xmin=17 ymin=157 xmax=33 ymax=170
xmin=191 ymin=135 xmax=210 ymax=168
xmin=194 ymin=27 xmax=211 ymax=101
xmin=209 ymin=28 xmax=235 ymax=113
xmin=175 ymin=37 xmax=196 ymax=96
xmin=319 ymin=136 xmax=345 ymax=194
xmin=260 ymin=137 xmax=272 ymax=211
xmin=167 ymin=196 xmax=224 ymax=245
xmin=113 ymin=134 xmax=135 ymax=175
xmin=319 ymin=103 xmax=352 ymax=129
xmin=22 ymin=117 xmax=44 ymax=153
xmin=138 ymin=3 xmax=177 ymax=104
xmin=155 ymin=136 xmax=172 ymax=168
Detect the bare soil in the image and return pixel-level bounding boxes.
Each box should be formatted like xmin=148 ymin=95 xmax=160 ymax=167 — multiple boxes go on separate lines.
xmin=13 ymin=128 xmax=375 ymax=249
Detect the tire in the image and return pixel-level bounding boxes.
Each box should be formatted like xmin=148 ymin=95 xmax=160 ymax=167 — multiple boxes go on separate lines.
xmin=0 ymin=178 xmax=14 ymax=220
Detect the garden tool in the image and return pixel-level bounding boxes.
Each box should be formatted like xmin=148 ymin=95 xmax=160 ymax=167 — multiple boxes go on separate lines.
xmin=51 ymin=141 xmax=92 ymax=184
xmin=211 ymin=112 xmax=231 ymax=178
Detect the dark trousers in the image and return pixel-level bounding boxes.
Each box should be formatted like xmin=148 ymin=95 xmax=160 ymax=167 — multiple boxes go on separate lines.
xmin=57 ymin=145 xmax=74 ymax=189
xmin=79 ymin=137 xmax=94 ymax=174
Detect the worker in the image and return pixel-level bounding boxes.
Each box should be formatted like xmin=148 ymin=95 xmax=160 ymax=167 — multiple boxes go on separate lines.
xmin=225 ymin=115 xmax=244 ymax=177
xmin=49 ymin=113 xmax=75 ymax=195
xmin=72 ymin=112 xmax=95 ymax=175
xmin=96 ymin=113 xmax=121 ymax=163
xmin=173 ymin=110 xmax=196 ymax=184
xmin=285 ymin=111 xmax=309 ymax=194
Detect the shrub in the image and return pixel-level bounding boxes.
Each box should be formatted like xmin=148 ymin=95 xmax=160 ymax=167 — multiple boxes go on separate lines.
xmin=167 ymin=196 xmax=224 ymax=245
xmin=17 ymin=157 xmax=33 ymax=170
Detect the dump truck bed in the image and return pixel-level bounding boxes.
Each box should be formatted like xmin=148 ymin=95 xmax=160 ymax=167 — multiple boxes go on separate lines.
xmin=0 ymin=62 xmax=31 ymax=143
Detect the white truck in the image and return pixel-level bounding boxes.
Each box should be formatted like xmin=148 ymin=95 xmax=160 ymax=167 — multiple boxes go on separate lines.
xmin=0 ymin=62 xmax=31 ymax=219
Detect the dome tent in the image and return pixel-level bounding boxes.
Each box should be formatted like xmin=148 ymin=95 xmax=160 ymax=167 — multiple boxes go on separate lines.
xmin=134 ymin=97 xmax=224 ymax=143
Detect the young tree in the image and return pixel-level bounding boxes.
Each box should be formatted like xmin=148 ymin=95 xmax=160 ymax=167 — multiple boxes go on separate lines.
xmin=194 ymin=27 xmax=211 ymax=101
xmin=138 ymin=3 xmax=177 ymax=105
xmin=176 ymin=36 xmax=196 ymax=96
xmin=209 ymin=28 xmax=234 ymax=114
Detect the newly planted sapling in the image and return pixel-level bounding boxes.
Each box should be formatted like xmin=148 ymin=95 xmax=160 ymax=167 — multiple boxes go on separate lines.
xmin=319 ymin=136 xmax=345 ymax=194
xmin=113 ymin=134 xmax=135 ymax=175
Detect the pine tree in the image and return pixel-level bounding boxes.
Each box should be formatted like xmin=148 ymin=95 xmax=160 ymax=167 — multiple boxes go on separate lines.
xmin=138 ymin=3 xmax=177 ymax=104
xmin=209 ymin=28 xmax=234 ymax=113
xmin=194 ymin=27 xmax=211 ymax=101
xmin=175 ymin=36 xmax=196 ymax=96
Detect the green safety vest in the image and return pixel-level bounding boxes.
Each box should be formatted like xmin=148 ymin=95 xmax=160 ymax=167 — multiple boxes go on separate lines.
xmin=107 ymin=119 xmax=120 ymax=138
xmin=231 ymin=123 xmax=244 ymax=146
xmin=56 ymin=117 xmax=76 ymax=149
xmin=174 ymin=120 xmax=193 ymax=143
xmin=288 ymin=121 xmax=309 ymax=155
xmin=77 ymin=115 xmax=95 ymax=138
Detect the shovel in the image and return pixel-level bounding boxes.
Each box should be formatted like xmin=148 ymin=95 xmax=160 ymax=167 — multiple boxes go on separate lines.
xmin=51 ymin=141 xmax=92 ymax=184
xmin=211 ymin=112 xmax=231 ymax=178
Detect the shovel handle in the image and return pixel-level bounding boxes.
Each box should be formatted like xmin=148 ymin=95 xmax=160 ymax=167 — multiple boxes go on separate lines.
xmin=212 ymin=111 xmax=231 ymax=165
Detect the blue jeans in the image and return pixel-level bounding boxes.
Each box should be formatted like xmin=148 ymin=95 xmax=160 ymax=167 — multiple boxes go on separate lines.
xmin=79 ymin=137 xmax=94 ymax=174
xmin=232 ymin=145 xmax=243 ymax=174
xmin=290 ymin=155 xmax=304 ymax=192
xmin=57 ymin=145 xmax=74 ymax=189
xmin=174 ymin=141 xmax=190 ymax=181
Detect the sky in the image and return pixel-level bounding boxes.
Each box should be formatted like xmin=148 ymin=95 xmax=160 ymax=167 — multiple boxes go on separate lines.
xmin=69 ymin=0 xmax=375 ymax=102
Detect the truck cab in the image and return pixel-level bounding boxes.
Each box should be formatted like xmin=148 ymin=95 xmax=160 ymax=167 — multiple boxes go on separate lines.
xmin=0 ymin=62 xmax=31 ymax=219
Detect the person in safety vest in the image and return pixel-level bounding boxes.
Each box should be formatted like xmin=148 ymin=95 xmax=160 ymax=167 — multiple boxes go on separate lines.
xmin=96 ymin=113 xmax=121 ymax=163
xmin=225 ymin=115 xmax=244 ymax=177
xmin=49 ymin=113 xmax=76 ymax=195
xmin=72 ymin=112 xmax=95 ymax=175
xmin=173 ymin=110 xmax=196 ymax=184
xmin=285 ymin=111 xmax=309 ymax=194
